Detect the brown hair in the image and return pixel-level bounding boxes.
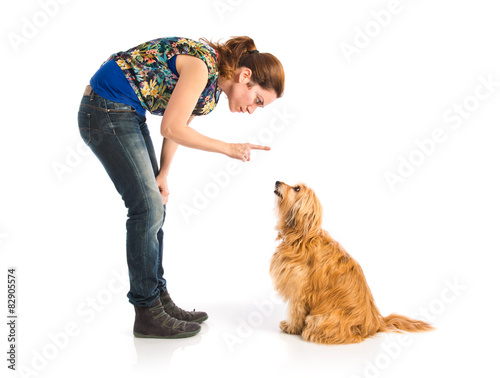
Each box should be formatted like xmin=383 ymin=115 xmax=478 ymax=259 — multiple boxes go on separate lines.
xmin=200 ymin=36 xmax=285 ymax=98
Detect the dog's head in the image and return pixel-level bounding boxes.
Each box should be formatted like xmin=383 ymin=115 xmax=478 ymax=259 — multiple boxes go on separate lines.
xmin=274 ymin=181 xmax=323 ymax=237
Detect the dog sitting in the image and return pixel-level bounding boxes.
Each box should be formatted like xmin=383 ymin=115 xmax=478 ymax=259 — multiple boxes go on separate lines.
xmin=270 ymin=181 xmax=433 ymax=345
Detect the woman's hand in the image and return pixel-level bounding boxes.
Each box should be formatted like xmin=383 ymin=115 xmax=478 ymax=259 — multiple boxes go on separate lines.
xmin=156 ymin=172 xmax=170 ymax=204
xmin=225 ymin=143 xmax=271 ymax=162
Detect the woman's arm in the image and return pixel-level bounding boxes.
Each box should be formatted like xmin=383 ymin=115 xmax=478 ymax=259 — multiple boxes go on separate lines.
xmin=156 ymin=137 xmax=178 ymax=204
xmin=158 ymin=137 xmax=179 ymax=177
xmin=160 ymin=55 xmax=270 ymax=161
xmin=155 ymin=115 xmax=194 ymax=204
xmin=160 ymin=55 xmax=227 ymax=153
xmin=158 ymin=116 xmax=197 ymax=178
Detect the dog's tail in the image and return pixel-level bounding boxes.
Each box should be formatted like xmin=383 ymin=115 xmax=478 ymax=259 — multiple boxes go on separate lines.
xmin=381 ymin=313 xmax=434 ymax=333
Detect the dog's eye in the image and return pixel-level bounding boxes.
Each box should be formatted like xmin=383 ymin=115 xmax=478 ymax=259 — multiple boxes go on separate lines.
xmin=294 ymin=186 xmax=300 ymax=192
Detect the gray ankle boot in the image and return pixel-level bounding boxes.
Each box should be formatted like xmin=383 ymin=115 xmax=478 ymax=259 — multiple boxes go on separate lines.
xmin=133 ymin=298 xmax=201 ymax=338
xmin=160 ymin=291 xmax=208 ymax=324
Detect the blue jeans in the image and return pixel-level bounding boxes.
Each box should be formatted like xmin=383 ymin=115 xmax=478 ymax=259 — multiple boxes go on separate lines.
xmin=78 ymin=90 xmax=166 ymax=307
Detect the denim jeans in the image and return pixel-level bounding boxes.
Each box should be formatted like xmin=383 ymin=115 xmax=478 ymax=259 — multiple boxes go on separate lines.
xmin=78 ymin=90 xmax=166 ymax=307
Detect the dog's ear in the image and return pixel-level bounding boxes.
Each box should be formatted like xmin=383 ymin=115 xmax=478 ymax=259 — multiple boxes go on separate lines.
xmin=286 ymin=188 xmax=323 ymax=235
xmin=285 ymin=204 xmax=299 ymax=229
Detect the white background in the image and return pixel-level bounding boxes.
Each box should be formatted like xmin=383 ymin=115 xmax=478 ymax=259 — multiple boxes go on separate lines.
xmin=1 ymin=0 xmax=499 ymax=377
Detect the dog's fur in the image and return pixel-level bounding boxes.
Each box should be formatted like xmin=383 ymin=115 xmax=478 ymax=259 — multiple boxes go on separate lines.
xmin=270 ymin=181 xmax=433 ymax=345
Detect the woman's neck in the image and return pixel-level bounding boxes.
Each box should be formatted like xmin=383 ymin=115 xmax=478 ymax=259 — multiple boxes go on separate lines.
xmin=217 ymin=75 xmax=232 ymax=95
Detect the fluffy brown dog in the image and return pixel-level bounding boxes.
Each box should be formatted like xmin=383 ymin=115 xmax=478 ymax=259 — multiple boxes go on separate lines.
xmin=270 ymin=181 xmax=433 ymax=345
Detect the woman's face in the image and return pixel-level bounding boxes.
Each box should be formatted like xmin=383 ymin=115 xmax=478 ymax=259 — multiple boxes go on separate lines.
xmin=225 ymin=68 xmax=278 ymax=114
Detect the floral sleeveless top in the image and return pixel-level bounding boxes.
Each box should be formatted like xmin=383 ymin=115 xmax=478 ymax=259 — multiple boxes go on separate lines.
xmin=104 ymin=37 xmax=221 ymax=116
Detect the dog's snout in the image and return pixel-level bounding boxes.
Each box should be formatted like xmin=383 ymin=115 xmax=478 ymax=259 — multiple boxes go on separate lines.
xmin=274 ymin=181 xmax=283 ymax=199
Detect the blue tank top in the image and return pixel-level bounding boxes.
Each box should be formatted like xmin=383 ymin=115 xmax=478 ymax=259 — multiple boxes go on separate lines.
xmin=90 ymin=55 xmax=179 ymax=118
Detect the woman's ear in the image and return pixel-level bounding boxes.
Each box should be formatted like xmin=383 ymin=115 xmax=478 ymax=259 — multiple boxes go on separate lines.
xmin=237 ymin=67 xmax=252 ymax=83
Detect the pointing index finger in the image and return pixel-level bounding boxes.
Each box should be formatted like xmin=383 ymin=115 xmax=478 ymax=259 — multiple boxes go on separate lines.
xmin=249 ymin=144 xmax=271 ymax=151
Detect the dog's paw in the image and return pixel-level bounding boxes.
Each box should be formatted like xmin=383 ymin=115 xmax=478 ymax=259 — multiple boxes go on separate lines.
xmin=279 ymin=320 xmax=301 ymax=335
xmin=279 ymin=320 xmax=291 ymax=333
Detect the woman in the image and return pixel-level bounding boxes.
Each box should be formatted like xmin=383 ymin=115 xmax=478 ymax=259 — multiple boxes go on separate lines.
xmin=77 ymin=36 xmax=285 ymax=339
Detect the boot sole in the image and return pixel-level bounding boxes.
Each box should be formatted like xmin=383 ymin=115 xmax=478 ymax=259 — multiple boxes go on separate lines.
xmin=133 ymin=328 xmax=201 ymax=339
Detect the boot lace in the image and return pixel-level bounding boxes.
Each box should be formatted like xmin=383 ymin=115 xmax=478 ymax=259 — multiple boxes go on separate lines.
xmin=149 ymin=303 xmax=186 ymax=331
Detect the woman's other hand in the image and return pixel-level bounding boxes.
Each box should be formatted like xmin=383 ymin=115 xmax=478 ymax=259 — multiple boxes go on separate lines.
xmin=156 ymin=173 xmax=170 ymax=204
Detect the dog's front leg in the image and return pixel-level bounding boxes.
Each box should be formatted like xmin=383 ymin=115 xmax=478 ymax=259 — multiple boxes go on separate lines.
xmin=280 ymin=300 xmax=308 ymax=335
